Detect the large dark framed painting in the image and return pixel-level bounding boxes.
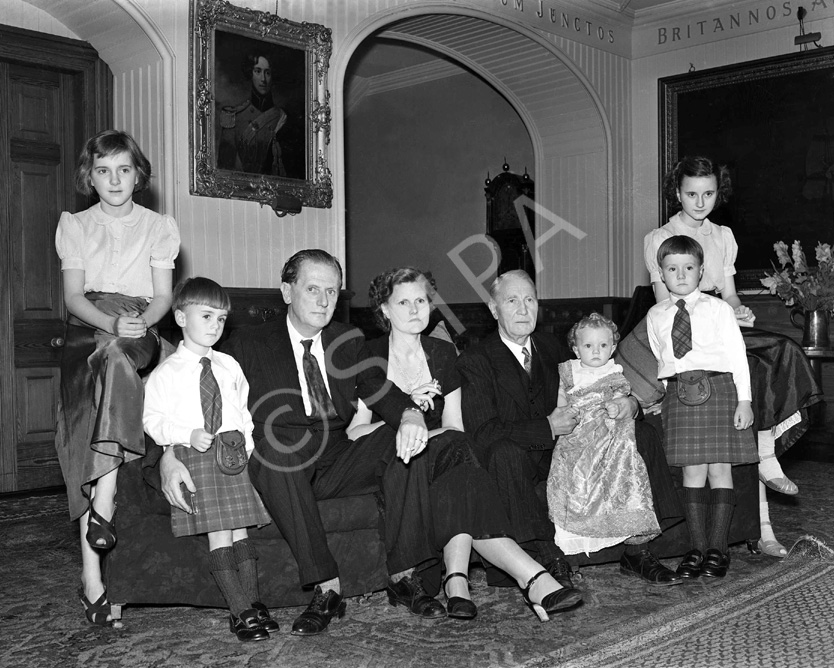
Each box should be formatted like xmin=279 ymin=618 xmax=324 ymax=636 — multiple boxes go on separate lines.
xmin=189 ymin=0 xmax=332 ymax=216
xmin=659 ymin=46 xmax=834 ymax=288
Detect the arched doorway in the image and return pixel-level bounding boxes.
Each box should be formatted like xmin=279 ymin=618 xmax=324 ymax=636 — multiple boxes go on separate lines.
xmin=336 ymin=7 xmax=612 ymax=302
xmin=344 ymin=38 xmax=535 ymax=305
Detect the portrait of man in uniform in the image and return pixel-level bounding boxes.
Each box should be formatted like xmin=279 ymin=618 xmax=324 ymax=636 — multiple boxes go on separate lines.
xmin=214 ymin=31 xmax=306 ymax=180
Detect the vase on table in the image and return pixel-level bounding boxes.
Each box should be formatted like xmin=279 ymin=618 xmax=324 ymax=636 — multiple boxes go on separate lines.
xmin=790 ymin=308 xmax=831 ymax=350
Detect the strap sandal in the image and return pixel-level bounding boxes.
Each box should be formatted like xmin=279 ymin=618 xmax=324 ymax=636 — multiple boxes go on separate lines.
xmin=442 ymin=572 xmax=477 ymax=620
xmin=521 ymin=569 xmax=582 ymax=622
xmin=758 ymin=454 xmax=798 ymax=496
xmin=86 ymin=502 xmax=117 ymax=551
xmin=78 ymin=587 xmax=121 ymax=628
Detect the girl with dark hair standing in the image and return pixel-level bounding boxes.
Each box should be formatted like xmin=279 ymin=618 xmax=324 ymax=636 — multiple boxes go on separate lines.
xmin=642 ymin=156 xmax=821 ymax=558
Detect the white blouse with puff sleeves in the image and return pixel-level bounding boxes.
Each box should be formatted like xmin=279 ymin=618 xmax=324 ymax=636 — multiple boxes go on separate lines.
xmin=644 ymin=213 xmax=738 ymax=295
xmin=55 ymin=202 xmax=180 ymax=300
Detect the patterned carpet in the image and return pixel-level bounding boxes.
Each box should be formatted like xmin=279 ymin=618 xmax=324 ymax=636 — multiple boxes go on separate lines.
xmin=0 ymin=458 xmax=831 ymax=668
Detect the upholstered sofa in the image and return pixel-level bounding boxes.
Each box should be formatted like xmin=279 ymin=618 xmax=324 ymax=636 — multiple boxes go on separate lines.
xmin=103 ymin=290 xmax=760 ymax=609
xmin=105 ymin=454 xmax=388 ymax=608
xmin=104 ymin=436 xmax=759 ymax=609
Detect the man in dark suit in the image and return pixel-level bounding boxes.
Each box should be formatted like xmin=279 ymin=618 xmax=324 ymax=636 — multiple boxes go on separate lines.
xmin=159 ymin=249 xmax=445 ymax=636
xmin=456 ymin=270 xmax=683 ymax=586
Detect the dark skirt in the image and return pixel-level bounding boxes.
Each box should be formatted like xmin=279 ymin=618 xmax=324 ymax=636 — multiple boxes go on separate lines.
xmin=412 ymin=430 xmax=514 ymax=594
xmin=426 ymin=430 xmax=514 ymax=548
xmin=742 ymin=328 xmax=822 ymax=455
xmin=171 ymin=445 xmax=271 ymax=537
xmin=661 ymin=372 xmax=759 ymax=467
xmin=56 ymin=293 xmax=159 ymax=520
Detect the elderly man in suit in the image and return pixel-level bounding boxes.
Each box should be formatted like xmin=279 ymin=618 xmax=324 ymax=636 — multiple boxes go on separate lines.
xmin=159 ymin=249 xmax=446 ymax=636
xmin=456 ymin=270 xmax=683 ymax=587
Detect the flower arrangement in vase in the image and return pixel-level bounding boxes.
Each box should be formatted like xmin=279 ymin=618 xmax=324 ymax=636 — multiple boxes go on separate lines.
xmin=761 ymin=241 xmax=834 ymax=312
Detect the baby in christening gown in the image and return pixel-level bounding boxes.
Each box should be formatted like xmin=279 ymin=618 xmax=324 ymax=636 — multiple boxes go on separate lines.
xmin=547 ymin=313 xmax=660 ymax=556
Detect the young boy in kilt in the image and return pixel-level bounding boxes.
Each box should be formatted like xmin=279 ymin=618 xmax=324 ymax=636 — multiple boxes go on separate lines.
xmin=646 ymin=236 xmax=758 ymax=580
xmin=143 ymin=277 xmax=275 ymax=641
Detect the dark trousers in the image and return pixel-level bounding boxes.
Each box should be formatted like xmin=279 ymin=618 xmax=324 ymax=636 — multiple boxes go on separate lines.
xmin=249 ymin=425 xmax=433 ymax=587
xmin=480 ymin=418 xmax=683 ymax=562
xmin=634 ymin=417 xmax=685 ymax=528
xmin=479 ymin=442 xmax=555 ymax=550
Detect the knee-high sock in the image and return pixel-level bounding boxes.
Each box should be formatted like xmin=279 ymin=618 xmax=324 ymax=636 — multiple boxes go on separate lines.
xmin=209 ymin=546 xmax=249 ymax=615
xmin=682 ymin=486 xmax=710 ymax=554
xmin=232 ymin=539 xmax=260 ymax=606
xmin=708 ymin=487 xmax=736 ymax=554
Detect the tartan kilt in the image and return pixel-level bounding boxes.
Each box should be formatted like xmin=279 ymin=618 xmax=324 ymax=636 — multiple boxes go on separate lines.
xmin=660 ymin=372 xmax=758 ymax=467
xmin=171 ymin=444 xmax=271 ymax=537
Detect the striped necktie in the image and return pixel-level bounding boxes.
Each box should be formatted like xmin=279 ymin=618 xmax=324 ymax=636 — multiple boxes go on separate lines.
xmin=199 ymin=357 xmax=222 ymax=434
xmin=671 ymin=299 xmax=693 ymax=359
xmin=522 ymin=346 xmax=532 ymax=376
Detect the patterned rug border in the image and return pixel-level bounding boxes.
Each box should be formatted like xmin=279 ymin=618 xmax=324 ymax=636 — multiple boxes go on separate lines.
xmin=531 ymin=537 xmax=834 ymax=668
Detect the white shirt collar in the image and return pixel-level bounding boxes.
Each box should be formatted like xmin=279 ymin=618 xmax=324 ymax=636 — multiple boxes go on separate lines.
xmin=499 ymin=332 xmax=532 ymax=369
xmin=671 ymin=212 xmax=713 ymax=236
xmin=664 ymin=288 xmax=703 ymax=310
xmin=499 ymin=332 xmax=531 ymax=354
xmin=177 ymin=340 xmax=215 ymax=366
xmin=286 ymin=317 xmax=323 ymax=349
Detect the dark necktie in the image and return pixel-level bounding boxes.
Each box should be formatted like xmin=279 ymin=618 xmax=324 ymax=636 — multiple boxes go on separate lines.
xmin=522 ymin=346 xmax=532 ymax=376
xmin=301 ymin=339 xmax=338 ymax=420
xmin=199 ymin=357 xmax=222 ymax=434
xmin=671 ymin=299 xmax=693 ymax=359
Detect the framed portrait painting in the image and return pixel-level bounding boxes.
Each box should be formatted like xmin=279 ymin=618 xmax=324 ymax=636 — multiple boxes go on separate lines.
xmin=659 ymin=46 xmax=834 ymax=288
xmin=189 ymin=0 xmax=332 ymax=215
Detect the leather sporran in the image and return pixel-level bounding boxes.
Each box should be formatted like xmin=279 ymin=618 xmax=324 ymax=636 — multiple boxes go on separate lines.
xmin=675 ymin=370 xmax=711 ymax=407
xmin=214 ymin=429 xmax=247 ymax=475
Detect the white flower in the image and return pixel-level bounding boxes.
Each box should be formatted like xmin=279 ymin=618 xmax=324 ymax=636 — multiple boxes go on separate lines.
xmin=792 ymin=241 xmax=807 ymax=272
xmin=760 ymin=274 xmax=780 ymax=294
xmin=774 ymin=241 xmax=790 ymax=267
xmin=816 ymin=242 xmax=832 ymax=265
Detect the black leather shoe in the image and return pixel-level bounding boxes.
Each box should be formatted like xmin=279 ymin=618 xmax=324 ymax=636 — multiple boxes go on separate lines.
xmin=443 ymin=572 xmax=477 ymax=620
xmin=290 ymin=586 xmax=346 ymax=636
xmin=546 ymin=557 xmax=575 ymax=590
xmin=676 ymin=549 xmax=703 ymax=579
xmin=619 ymin=549 xmax=683 ymax=586
xmin=700 ymin=548 xmax=730 ymax=578
xmin=386 ymin=574 xmax=446 ymax=619
xmin=230 ymin=608 xmax=269 ymax=642
xmin=252 ymin=602 xmax=280 ymax=634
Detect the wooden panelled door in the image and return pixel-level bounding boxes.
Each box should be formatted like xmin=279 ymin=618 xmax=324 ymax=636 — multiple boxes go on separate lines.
xmin=0 ymin=25 xmax=111 ymax=492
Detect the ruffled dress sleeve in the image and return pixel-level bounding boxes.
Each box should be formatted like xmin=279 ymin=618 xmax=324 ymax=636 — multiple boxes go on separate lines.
xmin=643 ymin=227 xmax=672 ymax=284
xmin=55 ymin=211 xmax=86 ymax=271
xmin=149 ymin=214 xmax=180 ymax=269
xmin=719 ymin=225 xmax=738 ymax=279
xmin=429 ymin=338 xmax=463 ymax=394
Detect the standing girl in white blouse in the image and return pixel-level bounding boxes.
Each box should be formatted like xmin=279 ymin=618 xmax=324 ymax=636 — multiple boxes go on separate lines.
xmin=643 ymin=156 xmax=821 ymax=558
xmin=55 ymin=130 xmax=180 ymax=627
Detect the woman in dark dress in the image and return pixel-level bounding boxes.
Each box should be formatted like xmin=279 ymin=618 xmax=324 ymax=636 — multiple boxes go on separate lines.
xmin=347 ymin=267 xmax=581 ymax=622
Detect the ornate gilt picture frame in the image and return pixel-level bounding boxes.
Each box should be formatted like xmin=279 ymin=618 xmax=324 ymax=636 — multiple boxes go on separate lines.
xmin=189 ymin=0 xmax=332 ymax=216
